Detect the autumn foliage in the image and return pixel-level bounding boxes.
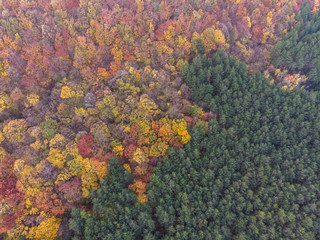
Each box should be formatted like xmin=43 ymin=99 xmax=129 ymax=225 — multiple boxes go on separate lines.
xmin=0 ymin=148 xmax=25 ymax=235
xmin=120 ymin=117 xmax=191 ymax=202
xmin=78 ymin=134 xmax=94 ymax=158
xmin=0 ymin=0 xmax=318 ymax=238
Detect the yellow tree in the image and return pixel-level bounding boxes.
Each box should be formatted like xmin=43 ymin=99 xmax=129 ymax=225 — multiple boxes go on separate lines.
xmin=201 ymin=27 xmax=216 ymax=52
xmin=172 ymin=119 xmax=191 ymax=144
xmin=138 ymin=94 xmax=160 ymax=116
xmin=129 ymin=180 xmax=148 ymax=204
xmin=3 ymin=119 xmax=28 ymax=143
xmin=46 ymin=148 xmax=67 ymax=169
xmin=60 ymin=86 xmax=76 ymax=99
xmin=0 ymin=59 xmax=8 ymax=79
xmin=111 ymin=45 xmax=123 ymax=63
xmin=213 ymin=29 xmax=226 ymax=46
xmin=0 ymin=93 xmax=13 ymax=112
xmin=132 ymin=148 xmax=148 ymax=176
xmin=23 ymin=215 xmax=62 ymax=240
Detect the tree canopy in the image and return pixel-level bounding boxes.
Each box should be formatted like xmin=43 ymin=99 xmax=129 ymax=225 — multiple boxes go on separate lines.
xmin=271 ymin=3 xmax=320 ymax=90
xmin=69 ymin=51 xmax=320 ymax=239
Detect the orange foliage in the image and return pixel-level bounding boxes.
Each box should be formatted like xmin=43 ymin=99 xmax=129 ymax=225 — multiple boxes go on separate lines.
xmin=34 ymin=187 xmax=65 ymax=215
xmin=129 ymin=180 xmax=148 ymax=204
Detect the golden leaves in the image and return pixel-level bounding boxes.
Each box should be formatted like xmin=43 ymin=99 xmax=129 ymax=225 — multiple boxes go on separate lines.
xmin=123 ymin=163 xmax=131 ymax=173
xmin=0 ymin=60 xmax=8 ymax=78
xmin=46 ymin=148 xmax=67 ymax=169
xmin=132 ymin=148 xmax=148 ymax=165
xmin=60 ymin=85 xmax=83 ymax=99
xmin=172 ymin=119 xmax=191 ymax=144
xmin=267 ymin=11 xmax=273 ymax=26
xmin=23 ymin=216 xmax=62 ymax=240
xmin=49 ymin=134 xmax=67 ymax=148
xmin=0 ymin=131 xmax=4 ymax=143
xmin=129 ymin=180 xmax=148 ymax=204
xmin=135 ymin=0 xmax=144 ymax=13
xmin=164 ymin=25 xmax=176 ymax=41
xmin=138 ymin=94 xmax=160 ymax=116
xmin=111 ymin=45 xmax=123 ymax=63
xmin=149 ymin=139 xmax=169 ymax=157
xmin=121 ymin=116 xmax=191 ymax=203
xmin=13 ymin=159 xmax=26 ymax=177
xmin=3 ymin=119 xmax=28 ymax=143
xmin=25 ymin=93 xmax=39 ymax=107
xmin=213 ymin=29 xmax=226 ymax=46
xmin=113 ymin=145 xmax=124 ymax=157
xmin=246 ymin=16 xmax=252 ymax=29
xmin=60 ymin=86 xmax=76 ymax=99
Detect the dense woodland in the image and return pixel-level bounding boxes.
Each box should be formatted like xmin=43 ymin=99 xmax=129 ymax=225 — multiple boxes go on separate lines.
xmin=271 ymin=2 xmax=320 ymax=90
xmin=1 ymin=0 xmax=320 ymax=239
xmin=67 ymin=51 xmax=320 ymax=240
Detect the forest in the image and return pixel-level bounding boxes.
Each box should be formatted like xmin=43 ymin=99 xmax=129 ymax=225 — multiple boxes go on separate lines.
xmin=1 ymin=0 xmax=320 ymax=239
xmin=271 ymin=2 xmax=320 ymax=90
xmin=67 ymin=51 xmax=320 ymax=239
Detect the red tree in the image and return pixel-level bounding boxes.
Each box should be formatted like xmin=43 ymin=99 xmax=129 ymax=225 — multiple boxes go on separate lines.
xmin=78 ymin=134 xmax=94 ymax=158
